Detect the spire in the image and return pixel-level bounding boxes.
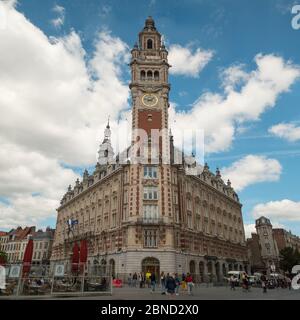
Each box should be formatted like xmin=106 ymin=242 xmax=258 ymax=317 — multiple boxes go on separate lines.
xmin=98 ymin=118 xmax=114 ymax=165
xmin=144 ymin=16 xmax=156 ymax=30
xmin=103 ymin=117 xmax=111 ymax=143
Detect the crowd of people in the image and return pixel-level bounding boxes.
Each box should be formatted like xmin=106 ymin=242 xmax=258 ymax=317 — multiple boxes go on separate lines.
xmin=126 ymin=270 xmax=295 ymax=296
xmin=127 ymin=271 xmax=195 ymax=296
xmin=229 ymin=271 xmax=293 ymax=293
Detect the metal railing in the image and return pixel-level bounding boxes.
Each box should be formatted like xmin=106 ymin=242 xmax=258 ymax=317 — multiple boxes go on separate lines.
xmin=0 ymin=263 xmax=112 ymax=297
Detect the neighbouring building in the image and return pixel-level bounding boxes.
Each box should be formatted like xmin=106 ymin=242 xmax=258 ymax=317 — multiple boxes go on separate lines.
xmin=3 ymin=226 xmax=36 ymax=263
xmin=32 ymin=228 xmax=55 ymax=265
xmin=51 ymin=17 xmax=248 ymax=282
xmin=273 ymin=228 xmax=300 ymax=253
xmin=1 ymin=226 xmax=55 ymax=265
xmin=0 ymin=231 xmax=8 ymax=252
xmin=247 ymin=216 xmax=300 ymax=273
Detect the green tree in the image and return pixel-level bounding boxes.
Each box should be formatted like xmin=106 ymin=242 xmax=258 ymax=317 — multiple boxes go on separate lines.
xmin=279 ymin=247 xmax=300 ymax=273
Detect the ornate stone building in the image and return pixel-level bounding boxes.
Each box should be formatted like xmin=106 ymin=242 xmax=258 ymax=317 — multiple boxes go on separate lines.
xmin=247 ymin=216 xmax=300 ymax=273
xmin=50 ymin=17 xmax=248 ymax=281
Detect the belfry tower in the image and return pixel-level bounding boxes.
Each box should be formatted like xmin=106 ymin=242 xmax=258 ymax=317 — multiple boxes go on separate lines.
xmin=130 ymin=16 xmax=171 ymax=163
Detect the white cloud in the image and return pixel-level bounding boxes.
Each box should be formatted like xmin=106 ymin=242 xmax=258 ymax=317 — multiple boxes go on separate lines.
xmin=0 ymin=3 xmax=299 ymax=229
xmin=51 ymin=4 xmax=65 ymax=28
xmin=170 ymin=54 xmax=300 ymax=154
xmin=244 ymin=221 xmax=286 ymax=239
xmin=244 ymin=224 xmax=256 ymax=239
xmin=220 ymin=64 xmax=249 ymax=93
xmin=269 ymin=123 xmax=300 ymax=142
xmin=168 ymin=44 xmax=214 ymax=77
xmin=221 ymin=155 xmax=282 ymax=191
xmin=0 ymin=3 xmax=130 ymax=228
xmin=252 ymin=199 xmax=300 ymax=222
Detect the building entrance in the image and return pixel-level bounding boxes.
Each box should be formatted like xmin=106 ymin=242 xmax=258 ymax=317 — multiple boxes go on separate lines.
xmin=141 ymin=257 xmax=160 ymax=279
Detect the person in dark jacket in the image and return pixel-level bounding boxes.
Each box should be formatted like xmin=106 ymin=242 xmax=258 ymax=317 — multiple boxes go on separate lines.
xmin=150 ymin=272 xmax=156 ymax=293
xmin=261 ymin=272 xmax=267 ymax=293
xmin=165 ymin=274 xmax=176 ymax=295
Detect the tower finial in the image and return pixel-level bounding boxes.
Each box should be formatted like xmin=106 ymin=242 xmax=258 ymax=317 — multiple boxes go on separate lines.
xmin=107 ymin=115 xmax=110 ymax=129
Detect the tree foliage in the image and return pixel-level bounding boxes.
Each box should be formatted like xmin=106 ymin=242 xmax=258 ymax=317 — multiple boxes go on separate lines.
xmin=279 ymin=247 xmax=300 ymax=273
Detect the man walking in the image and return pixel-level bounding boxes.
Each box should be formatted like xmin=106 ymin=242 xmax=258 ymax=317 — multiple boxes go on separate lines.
xmin=150 ymin=272 xmax=156 ymax=293
xmin=261 ymin=272 xmax=267 ymax=293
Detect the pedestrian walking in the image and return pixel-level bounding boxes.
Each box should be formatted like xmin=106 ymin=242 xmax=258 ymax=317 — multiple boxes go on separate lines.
xmin=146 ymin=270 xmax=151 ymax=288
xmin=132 ymin=272 xmax=137 ymax=287
xmin=186 ymin=273 xmax=194 ymax=295
xmin=261 ymin=272 xmax=267 ymax=293
xmin=175 ymin=273 xmax=181 ymax=296
xmin=128 ymin=273 xmax=132 ymax=287
xmin=181 ymin=273 xmax=187 ymax=291
xmin=160 ymin=271 xmax=166 ymax=292
xmin=285 ymin=276 xmax=292 ymax=290
xmin=229 ymin=275 xmax=236 ymax=290
xmin=165 ymin=273 xmax=176 ymax=296
xmin=150 ymin=272 xmax=156 ymax=293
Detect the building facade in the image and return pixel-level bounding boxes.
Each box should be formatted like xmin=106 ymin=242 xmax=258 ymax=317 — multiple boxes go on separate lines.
xmin=1 ymin=226 xmax=54 ymax=265
xmin=247 ymin=216 xmax=300 ymax=273
xmin=50 ymin=17 xmax=248 ymax=281
xmin=273 ymin=228 xmax=300 ymax=253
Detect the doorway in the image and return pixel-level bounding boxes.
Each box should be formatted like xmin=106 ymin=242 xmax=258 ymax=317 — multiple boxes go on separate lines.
xmin=141 ymin=257 xmax=160 ymax=279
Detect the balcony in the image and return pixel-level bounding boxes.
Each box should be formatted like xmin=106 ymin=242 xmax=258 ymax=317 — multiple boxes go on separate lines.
xmin=137 ymin=217 xmax=163 ymax=225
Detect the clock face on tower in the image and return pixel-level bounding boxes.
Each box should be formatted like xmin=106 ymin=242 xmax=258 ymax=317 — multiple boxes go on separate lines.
xmin=141 ymin=93 xmax=158 ymax=107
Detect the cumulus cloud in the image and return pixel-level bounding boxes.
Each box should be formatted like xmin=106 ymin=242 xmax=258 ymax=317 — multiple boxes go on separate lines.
xmin=0 ymin=3 xmax=130 ymax=228
xmin=51 ymin=4 xmax=65 ymax=28
xmin=244 ymin=221 xmax=286 ymax=239
xmin=170 ymin=54 xmax=300 ymax=154
xmin=269 ymin=123 xmax=300 ymax=142
xmin=168 ymin=44 xmax=214 ymax=77
xmin=221 ymin=155 xmax=282 ymax=191
xmin=0 ymin=2 xmax=299 ymax=229
xmin=244 ymin=224 xmax=256 ymax=239
xmin=252 ymin=199 xmax=300 ymax=222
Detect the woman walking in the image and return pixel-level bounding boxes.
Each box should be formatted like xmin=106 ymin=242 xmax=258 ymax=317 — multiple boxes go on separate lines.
xmin=175 ymin=273 xmax=181 ymax=296
xmin=186 ymin=273 xmax=194 ymax=296
xmin=165 ymin=274 xmax=176 ymax=296
xmin=160 ymin=271 xmax=166 ymax=292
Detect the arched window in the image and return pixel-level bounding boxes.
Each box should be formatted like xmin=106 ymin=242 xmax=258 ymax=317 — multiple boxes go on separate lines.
xmin=147 ymin=39 xmax=153 ymax=49
xmin=147 ymin=70 xmax=153 ymax=80
xmin=154 ymin=71 xmax=159 ymax=81
xmin=141 ymin=70 xmax=145 ymax=80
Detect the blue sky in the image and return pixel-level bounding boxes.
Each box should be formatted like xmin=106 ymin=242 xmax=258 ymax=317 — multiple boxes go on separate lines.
xmin=0 ymin=0 xmax=300 ymax=237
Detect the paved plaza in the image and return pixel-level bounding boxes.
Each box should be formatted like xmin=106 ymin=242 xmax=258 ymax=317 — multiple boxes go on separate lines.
xmin=2 ymin=285 xmax=300 ymax=300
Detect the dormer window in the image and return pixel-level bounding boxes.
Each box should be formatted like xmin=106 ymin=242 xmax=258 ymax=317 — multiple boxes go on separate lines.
xmin=147 ymin=39 xmax=153 ymax=49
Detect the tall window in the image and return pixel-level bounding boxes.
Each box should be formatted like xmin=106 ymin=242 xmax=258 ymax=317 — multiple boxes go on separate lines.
xmin=144 ymin=229 xmax=157 ymax=247
xmin=141 ymin=70 xmax=145 ymax=80
xmin=147 ymin=39 xmax=153 ymax=49
xmin=143 ymin=186 xmax=158 ymax=200
xmin=187 ymin=213 xmax=192 ymax=229
xmin=143 ymin=204 xmax=158 ymax=220
xmin=143 ymin=166 xmax=158 ymax=179
xmin=154 ymin=70 xmax=159 ymax=81
xmin=147 ymin=70 xmax=153 ymax=80
xmin=112 ymin=212 xmax=116 ymax=227
xmin=196 ymin=216 xmax=201 ymax=231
